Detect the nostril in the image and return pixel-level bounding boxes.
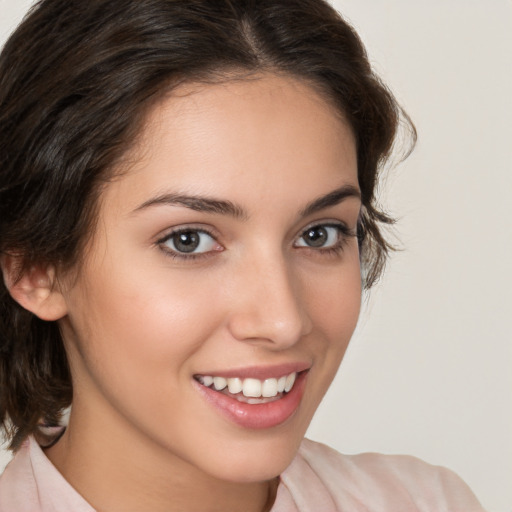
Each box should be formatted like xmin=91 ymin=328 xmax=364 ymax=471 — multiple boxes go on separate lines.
xmin=227 ymin=312 xmax=310 ymax=348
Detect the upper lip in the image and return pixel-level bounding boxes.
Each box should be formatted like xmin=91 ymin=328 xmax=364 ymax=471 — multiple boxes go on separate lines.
xmin=194 ymin=362 xmax=311 ymax=380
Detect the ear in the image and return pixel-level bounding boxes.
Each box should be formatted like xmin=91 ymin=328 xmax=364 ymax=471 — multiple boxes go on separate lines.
xmin=1 ymin=254 xmax=68 ymax=321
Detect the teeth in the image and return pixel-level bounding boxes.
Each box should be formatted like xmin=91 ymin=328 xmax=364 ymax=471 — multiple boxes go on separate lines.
xmin=262 ymin=378 xmax=278 ymax=398
xmin=197 ymin=372 xmax=298 ymax=399
xmin=243 ymin=378 xmax=262 ymax=397
xmin=213 ymin=376 xmax=227 ymax=391
xmin=227 ymin=377 xmax=243 ymax=394
xmin=277 ymin=376 xmax=286 ymax=393
xmin=202 ymin=376 xmax=214 ymax=387
xmin=284 ymin=372 xmax=296 ymax=393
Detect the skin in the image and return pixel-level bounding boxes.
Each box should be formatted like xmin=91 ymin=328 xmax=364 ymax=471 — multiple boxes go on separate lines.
xmin=40 ymin=74 xmax=362 ymax=512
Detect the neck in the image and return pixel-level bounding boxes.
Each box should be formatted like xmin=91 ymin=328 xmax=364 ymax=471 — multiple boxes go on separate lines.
xmin=45 ymin=405 xmax=279 ymax=512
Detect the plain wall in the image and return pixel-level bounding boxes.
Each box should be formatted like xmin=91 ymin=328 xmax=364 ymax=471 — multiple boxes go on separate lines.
xmin=1 ymin=1 xmax=511 ymax=511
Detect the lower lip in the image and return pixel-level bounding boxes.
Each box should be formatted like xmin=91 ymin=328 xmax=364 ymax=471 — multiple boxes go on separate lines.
xmin=194 ymin=372 xmax=308 ymax=429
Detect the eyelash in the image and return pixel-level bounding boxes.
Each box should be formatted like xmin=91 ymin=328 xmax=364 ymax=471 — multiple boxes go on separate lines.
xmin=297 ymin=222 xmax=357 ymax=257
xmin=156 ymin=226 xmax=220 ymax=261
xmin=156 ymin=222 xmax=356 ymax=261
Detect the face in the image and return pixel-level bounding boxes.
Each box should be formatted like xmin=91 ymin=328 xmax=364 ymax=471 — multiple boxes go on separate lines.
xmin=58 ymin=74 xmax=362 ymax=483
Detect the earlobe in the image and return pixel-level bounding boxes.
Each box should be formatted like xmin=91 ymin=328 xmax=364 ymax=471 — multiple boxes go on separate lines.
xmin=1 ymin=254 xmax=68 ymax=321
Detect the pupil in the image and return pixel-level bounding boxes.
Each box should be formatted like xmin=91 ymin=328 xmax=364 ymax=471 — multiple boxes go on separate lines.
xmin=174 ymin=231 xmax=199 ymax=253
xmin=305 ymin=227 xmax=327 ymax=247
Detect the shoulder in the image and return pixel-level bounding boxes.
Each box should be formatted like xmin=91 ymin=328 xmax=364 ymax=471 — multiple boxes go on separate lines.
xmin=0 ymin=435 xmax=93 ymax=512
xmin=0 ymin=439 xmax=38 ymax=511
xmin=279 ymin=439 xmax=486 ymax=512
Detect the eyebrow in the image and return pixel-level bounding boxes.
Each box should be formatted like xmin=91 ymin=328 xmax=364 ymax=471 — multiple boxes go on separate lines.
xmin=133 ymin=193 xmax=248 ymax=220
xmin=299 ymin=184 xmax=361 ymax=217
xmin=133 ymin=184 xmax=360 ymax=220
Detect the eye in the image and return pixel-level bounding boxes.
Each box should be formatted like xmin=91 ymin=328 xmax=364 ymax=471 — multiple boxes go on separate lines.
xmin=159 ymin=229 xmax=220 ymax=256
xmin=295 ymin=224 xmax=344 ymax=249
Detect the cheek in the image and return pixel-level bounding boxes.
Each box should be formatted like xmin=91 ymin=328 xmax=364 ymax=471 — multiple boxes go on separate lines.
xmin=306 ymin=256 xmax=362 ymax=340
xmin=301 ymin=253 xmax=362 ymax=383
xmin=62 ymin=256 xmax=222 ymax=402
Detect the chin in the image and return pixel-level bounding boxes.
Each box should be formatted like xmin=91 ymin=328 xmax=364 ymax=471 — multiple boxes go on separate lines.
xmin=193 ymin=426 xmax=307 ymax=483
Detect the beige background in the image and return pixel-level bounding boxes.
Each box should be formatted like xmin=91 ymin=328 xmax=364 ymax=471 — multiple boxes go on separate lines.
xmin=1 ymin=1 xmax=511 ymax=510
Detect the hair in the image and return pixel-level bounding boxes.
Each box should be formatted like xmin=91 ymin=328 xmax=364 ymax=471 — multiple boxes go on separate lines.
xmin=0 ymin=0 xmax=415 ymax=450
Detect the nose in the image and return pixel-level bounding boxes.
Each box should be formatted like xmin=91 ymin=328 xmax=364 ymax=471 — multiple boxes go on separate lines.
xmin=226 ymin=252 xmax=312 ymax=349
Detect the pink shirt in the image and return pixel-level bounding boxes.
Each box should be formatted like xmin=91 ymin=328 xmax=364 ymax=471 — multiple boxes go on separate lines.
xmin=0 ymin=436 xmax=486 ymax=511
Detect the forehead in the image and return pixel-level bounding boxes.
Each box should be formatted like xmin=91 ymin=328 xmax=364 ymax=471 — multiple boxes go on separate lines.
xmin=104 ymin=73 xmax=358 ymax=215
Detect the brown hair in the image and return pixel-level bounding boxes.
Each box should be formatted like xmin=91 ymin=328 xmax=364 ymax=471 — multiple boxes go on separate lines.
xmin=0 ymin=0 xmax=415 ymax=450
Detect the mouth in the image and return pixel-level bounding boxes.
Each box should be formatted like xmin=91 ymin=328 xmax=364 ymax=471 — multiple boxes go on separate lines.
xmin=193 ymin=368 xmax=309 ymax=429
xmin=194 ymin=372 xmax=298 ymax=404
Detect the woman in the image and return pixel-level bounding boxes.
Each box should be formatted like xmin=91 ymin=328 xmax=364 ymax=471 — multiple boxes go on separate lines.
xmin=0 ymin=0 xmax=486 ymax=510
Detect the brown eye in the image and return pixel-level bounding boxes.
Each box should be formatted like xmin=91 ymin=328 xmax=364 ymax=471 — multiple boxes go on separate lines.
xmin=172 ymin=231 xmax=200 ymax=253
xmin=302 ymin=227 xmax=328 ymax=247
xmin=296 ymin=225 xmax=340 ymax=248
xmin=161 ymin=229 xmax=218 ymax=254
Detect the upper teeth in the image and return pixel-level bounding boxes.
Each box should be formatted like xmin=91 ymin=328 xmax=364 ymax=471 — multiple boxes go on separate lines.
xmin=197 ymin=372 xmax=297 ymax=399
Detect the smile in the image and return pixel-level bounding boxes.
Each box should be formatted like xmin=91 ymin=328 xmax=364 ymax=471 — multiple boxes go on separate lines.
xmin=194 ymin=368 xmax=309 ymax=429
xmin=195 ymin=372 xmax=297 ymax=404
